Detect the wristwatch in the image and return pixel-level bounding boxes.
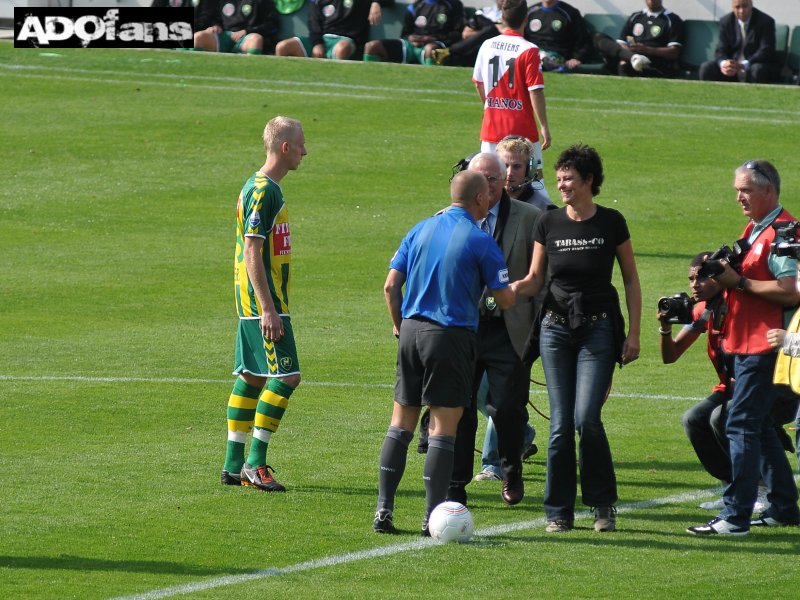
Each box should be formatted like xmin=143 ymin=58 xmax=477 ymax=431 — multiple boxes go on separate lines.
xmin=736 ymin=276 xmax=747 ymax=292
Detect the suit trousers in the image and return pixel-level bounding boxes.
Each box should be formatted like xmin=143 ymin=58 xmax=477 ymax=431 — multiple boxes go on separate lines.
xmin=451 ymin=318 xmax=531 ymax=489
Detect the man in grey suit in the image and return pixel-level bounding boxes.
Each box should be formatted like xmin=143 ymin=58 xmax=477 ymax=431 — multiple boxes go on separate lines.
xmin=699 ymin=0 xmax=779 ymax=84
xmin=448 ymin=152 xmax=543 ymax=506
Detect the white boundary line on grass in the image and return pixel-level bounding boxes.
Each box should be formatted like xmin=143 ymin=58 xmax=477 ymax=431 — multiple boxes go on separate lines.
xmin=0 ymin=374 xmax=698 ymax=402
xmin=108 ymin=486 xmax=725 ymax=600
xmin=1 ymin=63 xmax=799 ymax=125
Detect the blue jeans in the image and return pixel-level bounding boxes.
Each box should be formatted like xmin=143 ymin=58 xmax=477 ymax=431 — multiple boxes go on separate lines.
xmin=720 ymin=353 xmax=800 ymax=527
xmin=540 ymin=314 xmax=617 ymax=520
xmin=477 ymin=373 xmax=535 ymax=477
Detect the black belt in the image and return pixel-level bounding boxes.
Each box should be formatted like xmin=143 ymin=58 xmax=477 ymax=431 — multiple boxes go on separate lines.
xmin=545 ymin=310 xmax=609 ymax=325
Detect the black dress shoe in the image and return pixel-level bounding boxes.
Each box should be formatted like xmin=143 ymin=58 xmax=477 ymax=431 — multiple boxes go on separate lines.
xmin=501 ymin=476 xmax=524 ymax=505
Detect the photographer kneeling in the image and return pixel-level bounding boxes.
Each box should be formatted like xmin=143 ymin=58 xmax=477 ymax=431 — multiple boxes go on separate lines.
xmin=659 ymin=253 xmax=735 ymax=508
xmin=659 ymin=253 xmax=792 ymax=512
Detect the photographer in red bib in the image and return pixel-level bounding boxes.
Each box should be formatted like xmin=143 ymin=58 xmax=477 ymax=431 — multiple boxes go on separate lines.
xmin=688 ymin=160 xmax=800 ymax=536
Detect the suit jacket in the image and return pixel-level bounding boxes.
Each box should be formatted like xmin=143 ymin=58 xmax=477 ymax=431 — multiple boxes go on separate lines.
xmin=714 ymin=7 xmax=776 ymax=65
xmin=488 ymin=193 xmax=542 ymax=359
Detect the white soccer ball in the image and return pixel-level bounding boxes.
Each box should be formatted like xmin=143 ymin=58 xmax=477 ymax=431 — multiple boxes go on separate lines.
xmin=428 ymin=501 xmax=474 ymax=543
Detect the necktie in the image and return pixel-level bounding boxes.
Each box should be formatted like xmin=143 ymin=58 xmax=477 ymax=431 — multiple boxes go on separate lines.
xmin=480 ymin=217 xmax=491 ymax=235
xmin=737 ymin=20 xmax=746 ymax=61
xmin=737 ymin=20 xmax=747 ymax=81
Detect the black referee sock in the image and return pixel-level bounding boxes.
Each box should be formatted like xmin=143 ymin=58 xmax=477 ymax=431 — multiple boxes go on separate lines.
xmin=424 ymin=435 xmax=456 ymax=517
xmin=376 ymin=425 xmax=413 ymax=514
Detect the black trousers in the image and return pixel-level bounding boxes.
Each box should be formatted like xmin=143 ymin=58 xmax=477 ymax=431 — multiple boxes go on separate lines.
xmin=451 ymin=318 xmax=531 ymax=488
xmin=593 ymin=33 xmax=677 ymax=77
xmin=445 ymin=26 xmax=499 ymax=67
xmin=698 ymin=59 xmax=780 ymax=84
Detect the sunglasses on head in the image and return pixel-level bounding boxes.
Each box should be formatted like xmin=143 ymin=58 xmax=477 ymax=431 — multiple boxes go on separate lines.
xmin=744 ymin=160 xmax=772 ymax=186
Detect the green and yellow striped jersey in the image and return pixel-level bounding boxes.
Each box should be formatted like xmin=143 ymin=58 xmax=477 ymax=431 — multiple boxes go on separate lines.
xmin=234 ymin=171 xmax=292 ymax=318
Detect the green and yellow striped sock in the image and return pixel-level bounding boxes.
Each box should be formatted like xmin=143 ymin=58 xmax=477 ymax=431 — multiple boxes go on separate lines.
xmin=247 ymin=378 xmax=295 ymax=467
xmin=224 ymin=378 xmax=262 ymax=474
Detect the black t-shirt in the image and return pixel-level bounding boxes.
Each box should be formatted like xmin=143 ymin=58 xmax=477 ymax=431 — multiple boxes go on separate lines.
xmin=309 ymin=0 xmax=394 ymax=48
xmin=524 ymin=1 xmax=591 ymax=62
xmin=534 ymin=204 xmax=630 ymax=311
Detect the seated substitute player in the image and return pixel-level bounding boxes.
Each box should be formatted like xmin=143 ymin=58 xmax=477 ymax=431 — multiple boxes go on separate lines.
xmin=152 ymin=0 xmax=219 ymax=32
xmin=363 ymin=0 xmax=465 ymax=65
xmin=220 ymin=116 xmax=307 ymax=492
xmin=524 ymin=0 xmax=592 ymax=72
xmin=193 ymin=0 xmax=279 ymax=54
xmin=593 ymin=0 xmax=684 ymax=77
xmin=275 ymin=0 xmax=394 ymax=60
xmin=373 ymin=170 xmax=514 ymax=535
xmin=431 ymin=0 xmax=502 ymax=67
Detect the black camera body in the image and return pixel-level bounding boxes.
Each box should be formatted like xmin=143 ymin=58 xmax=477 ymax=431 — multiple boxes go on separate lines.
xmin=697 ymin=239 xmax=751 ymax=278
xmin=771 ymin=221 xmax=800 ymax=258
xmin=657 ymin=292 xmax=696 ymax=324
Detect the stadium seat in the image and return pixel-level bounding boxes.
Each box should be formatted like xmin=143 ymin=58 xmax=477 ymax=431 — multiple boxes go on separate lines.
xmin=583 ymin=12 xmax=627 ymax=38
xmin=575 ymin=13 xmax=628 ymax=75
xmin=369 ymin=2 xmax=408 ymax=41
xmin=787 ymin=25 xmax=800 ymax=83
xmin=680 ymin=19 xmax=719 ymax=79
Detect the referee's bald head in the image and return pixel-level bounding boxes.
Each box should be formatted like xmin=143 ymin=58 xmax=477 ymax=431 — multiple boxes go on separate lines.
xmin=451 ymin=170 xmax=488 ymax=208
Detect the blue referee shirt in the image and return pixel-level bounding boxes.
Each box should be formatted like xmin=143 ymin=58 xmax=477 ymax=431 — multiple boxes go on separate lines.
xmin=389 ymin=206 xmax=510 ymax=330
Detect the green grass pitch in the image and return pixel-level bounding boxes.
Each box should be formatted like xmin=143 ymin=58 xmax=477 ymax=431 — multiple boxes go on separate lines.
xmin=1 ymin=42 xmax=800 ymax=598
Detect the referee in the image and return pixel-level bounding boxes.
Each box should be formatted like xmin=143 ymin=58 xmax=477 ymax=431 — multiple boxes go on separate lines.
xmin=373 ymin=170 xmax=515 ymax=535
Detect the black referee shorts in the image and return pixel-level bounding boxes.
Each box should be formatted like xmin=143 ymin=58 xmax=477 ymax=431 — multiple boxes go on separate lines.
xmin=394 ymin=317 xmax=477 ymax=409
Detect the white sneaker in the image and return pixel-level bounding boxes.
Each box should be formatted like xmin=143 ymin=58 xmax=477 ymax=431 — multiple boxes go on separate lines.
xmin=687 ymin=517 xmax=749 ymax=536
xmin=698 ymin=498 xmax=725 ymax=510
xmin=473 ymin=468 xmax=502 ymax=482
xmin=753 ymin=486 xmax=771 ymax=513
xmin=630 ymin=54 xmax=651 ymax=72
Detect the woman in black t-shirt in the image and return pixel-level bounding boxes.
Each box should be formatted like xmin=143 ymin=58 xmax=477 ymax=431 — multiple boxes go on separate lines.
xmin=511 ymin=144 xmax=641 ymax=534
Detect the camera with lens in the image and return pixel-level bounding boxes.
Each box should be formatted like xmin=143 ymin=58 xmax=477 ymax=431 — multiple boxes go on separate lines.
xmin=771 ymin=221 xmax=800 ymax=258
xmin=657 ymin=292 xmax=696 ymax=324
xmin=697 ymin=239 xmax=751 ymax=278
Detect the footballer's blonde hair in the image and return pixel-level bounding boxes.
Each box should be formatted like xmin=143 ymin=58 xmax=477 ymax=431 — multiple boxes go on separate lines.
xmin=263 ymin=116 xmax=303 ymax=154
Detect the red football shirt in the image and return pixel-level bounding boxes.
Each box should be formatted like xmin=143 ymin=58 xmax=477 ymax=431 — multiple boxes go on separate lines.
xmin=473 ymin=30 xmax=544 ymax=144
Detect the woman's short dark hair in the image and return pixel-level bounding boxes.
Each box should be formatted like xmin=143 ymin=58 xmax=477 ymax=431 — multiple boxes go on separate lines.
xmin=501 ymin=0 xmax=528 ymax=29
xmin=554 ymin=144 xmax=604 ymax=197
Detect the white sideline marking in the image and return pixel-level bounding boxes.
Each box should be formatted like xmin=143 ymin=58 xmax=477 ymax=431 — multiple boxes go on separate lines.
xmin=1 ymin=63 xmax=798 ymax=125
xmin=0 ymin=374 xmax=699 ymax=402
xmin=108 ymin=486 xmax=727 ymax=600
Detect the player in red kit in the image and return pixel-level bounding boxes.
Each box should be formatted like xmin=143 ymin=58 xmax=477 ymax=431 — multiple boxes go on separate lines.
xmin=473 ymin=0 xmax=551 ymax=197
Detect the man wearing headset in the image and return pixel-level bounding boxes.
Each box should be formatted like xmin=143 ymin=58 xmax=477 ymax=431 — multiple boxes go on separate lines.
xmin=496 ymin=135 xmax=554 ymax=211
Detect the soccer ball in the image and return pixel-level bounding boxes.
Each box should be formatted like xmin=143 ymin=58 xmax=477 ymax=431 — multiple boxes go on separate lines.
xmin=428 ymin=501 xmax=474 ymax=543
